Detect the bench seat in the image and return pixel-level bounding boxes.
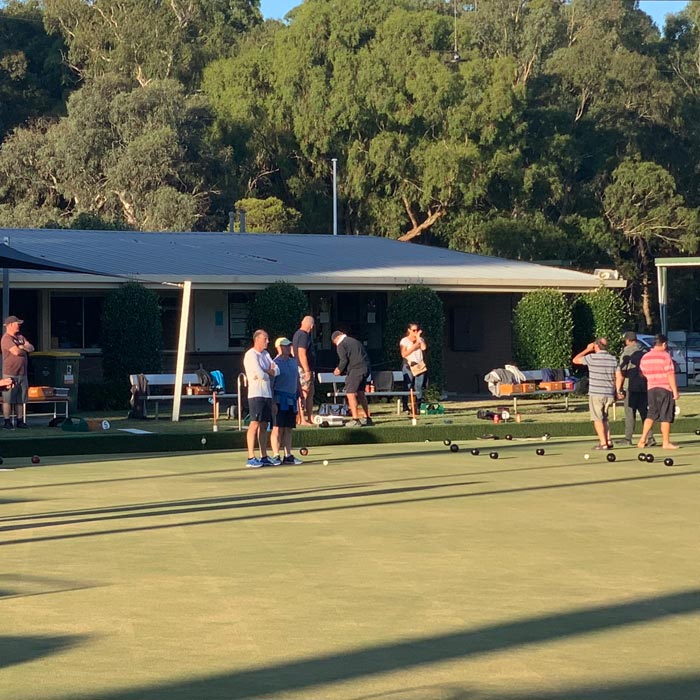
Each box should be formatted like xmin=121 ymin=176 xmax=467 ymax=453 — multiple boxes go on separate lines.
xmin=129 ymin=373 xmax=237 ymax=419
xmin=498 ymin=370 xmax=575 ymax=411
xmin=317 ymin=371 xmax=411 ymax=414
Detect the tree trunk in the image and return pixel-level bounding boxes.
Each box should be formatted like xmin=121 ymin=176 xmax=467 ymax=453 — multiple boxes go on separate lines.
xmin=641 ymin=271 xmax=654 ymax=329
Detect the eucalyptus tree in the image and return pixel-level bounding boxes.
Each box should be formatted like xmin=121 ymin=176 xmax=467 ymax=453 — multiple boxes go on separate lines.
xmin=0 ymin=0 xmax=71 ymax=140
xmin=0 ymin=76 xmax=226 ymax=230
xmin=43 ymin=0 xmax=262 ymax=90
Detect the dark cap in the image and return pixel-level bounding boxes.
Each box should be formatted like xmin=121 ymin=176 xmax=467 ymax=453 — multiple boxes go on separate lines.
xmin=3 ymin=315 xmax=23 ymax=325
xmin=623 ymin=331 xmax=637 ymax=342
xmin=331 ymin=331 xmax=343 ymax=342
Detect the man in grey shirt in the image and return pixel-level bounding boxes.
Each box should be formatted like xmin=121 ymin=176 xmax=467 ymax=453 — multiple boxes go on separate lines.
xmin=615 ymin=331 xmax=655 ymax=447
xmin=573 ymin=337 xmax=620 ymax=450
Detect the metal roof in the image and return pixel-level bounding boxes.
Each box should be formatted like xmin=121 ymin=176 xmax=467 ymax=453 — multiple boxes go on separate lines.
xmin=1 ymin=228 xmax=625 ymax=292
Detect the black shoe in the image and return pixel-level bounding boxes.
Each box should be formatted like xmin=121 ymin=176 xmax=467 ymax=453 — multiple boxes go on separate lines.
xmin=15 ymin=421 xmax=29 ymax=429
xmin=362 ymin=417 xmax=374 ymax=427
xmin=2 ymin=421 xmax=13 ymax=431
xmin=645 ymin=438 xmax=658 ymax=447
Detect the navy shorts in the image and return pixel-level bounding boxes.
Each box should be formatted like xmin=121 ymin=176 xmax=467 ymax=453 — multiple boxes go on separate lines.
xmin=248 ymin=397 xmax=273 ymax=425
xmin=647 ymin=388 xmax=675 ymax=423
xmin=274 ymin=407 xmax=296 ymax=429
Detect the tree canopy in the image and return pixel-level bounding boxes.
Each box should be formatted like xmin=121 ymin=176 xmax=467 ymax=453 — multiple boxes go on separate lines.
xmin=3 ymin=0 xmax=700 ymax=327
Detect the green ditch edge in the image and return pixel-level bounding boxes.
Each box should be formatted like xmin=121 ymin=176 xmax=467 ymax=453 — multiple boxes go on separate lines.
xmin=4 ymin=418 xmax=699 ymax=458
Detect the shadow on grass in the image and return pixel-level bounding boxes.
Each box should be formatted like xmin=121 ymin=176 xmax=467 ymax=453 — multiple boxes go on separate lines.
xmin=503 ymin=675 xmax=700 ymax=700
xmin=59 ymin=590 xmax=700 ymax=700
xmin=0 ymin=634 xmax=84 ymax=670
xmin=0 ymin=479 xmax=484 ymax=532
xmin=3 ymin=468 xmax=699 ymax=547
xmin=0 ymin=466 xmax=238 ymax=493
xmin=0 ymin=573 xmax=100 ymax=600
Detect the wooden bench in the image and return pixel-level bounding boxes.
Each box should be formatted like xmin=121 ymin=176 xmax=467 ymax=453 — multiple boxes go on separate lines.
xmin=500 ymin=370 xmax=576 ymax=412
xmin=129 ymin=373 xmax=238 ymax=419
xmin=317 ymin=371 xmax=411 ymax=415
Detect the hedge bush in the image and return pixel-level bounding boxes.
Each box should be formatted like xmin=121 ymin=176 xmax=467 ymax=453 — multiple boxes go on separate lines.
xmin=101 ymin=282 xmax=163 ymax=384
xmin=247 ymin=281 xmax=308 ymax=343
xmin=383 ymin=285 xmax=445 ymax=393
xmin=513 ymin=289 xmax=573 ymax=369
xmin=572 ymin=287 xmax=627 ymax=356
xmin=78 ymin=380 xmax=130 ymax=411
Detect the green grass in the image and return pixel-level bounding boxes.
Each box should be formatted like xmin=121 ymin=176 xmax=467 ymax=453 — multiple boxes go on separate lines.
xmin=1 ymin=438 xmax=699 ymax=699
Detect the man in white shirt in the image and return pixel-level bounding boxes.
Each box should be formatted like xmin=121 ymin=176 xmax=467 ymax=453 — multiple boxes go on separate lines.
xmin=243 ymin=329 xmax=280 ymax=468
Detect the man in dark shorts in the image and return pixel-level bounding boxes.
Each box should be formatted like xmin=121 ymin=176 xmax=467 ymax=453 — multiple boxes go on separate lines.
xmin=271 ymin=337 xmax=303 ymax=465
xmin=243 ymin=329 xmax=280 ymax=467
xmin=638 ymin=334 xmax=679 ymax=450
xmin=2 ymin=315 xmax=34 ymax=429
xmin=616 ymin=331 xmax=655 ymax=446
xmin=292 ymin=315 xmax=316 ymax=426
xmin=331 ymin=330 xmax=372 ymax=427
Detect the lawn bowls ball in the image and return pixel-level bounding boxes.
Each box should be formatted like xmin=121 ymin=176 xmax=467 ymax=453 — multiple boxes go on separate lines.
xmin=300 ymin=447 xmax=309 ymax=456
xmin=489 ymin=451 xmax=499 ymax=460
xmin=31 ymin=455 xmax=41 ymax=464
xmin=638 ymin=453 xmax=647 ymax=462
xmin=536 ymin=448 xmax=545 ymax=456
xmin=443 ymin=439 xmax=452 ymax=446
xmin=505 ymin=434 xmax=513 ymax=441
xmin=606 ymin=453 xmax=616 ymax=463
xmin=450 ymin=443 xmax=460 ymax=453
xmin=583 ymin=453 xmax=590 ymax=460
xmin=645 ymin=454 xmax=655 ymax=463
xmin=323 ymin=459 xmax=329 ymax=466
xmin=200 ymin=437 xmax=207 ymax=445
xmin=664 ymin=458 xmax=674 ymax=467
xmin=695 ymin=429 xmax=700 ymax=436
xmin=470 ymin=448 xmax=480 ymax=456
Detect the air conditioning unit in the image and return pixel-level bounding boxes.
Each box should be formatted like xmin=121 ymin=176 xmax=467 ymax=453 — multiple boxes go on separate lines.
xmin=594 ymin=268 xmax=620 ymax=280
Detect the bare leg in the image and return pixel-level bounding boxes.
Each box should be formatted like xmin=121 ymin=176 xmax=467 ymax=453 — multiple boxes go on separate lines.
xmin=246 ymin=420 xmax=260 ymax=458
xmin=356 ymin=391 xmax=370 ymax=419
xmin=593 ymin=419 xmax=609 ymax=446
xmin=282 ymin=427 xmax=293 ymax=456
xmin=660 ymin=422 xmax=678 ymax=449
xmin=346 ymin=393 xmax=359 ymax=419
xmin=270 ymin=426 xmax=280 ymax=456
xmin=257 ymin=424 xmax=270 ymax=458
xmin=637 ymin=418 xmax=655 ymax=449
xmin=304 ymin=384 xmax=315 ymax=424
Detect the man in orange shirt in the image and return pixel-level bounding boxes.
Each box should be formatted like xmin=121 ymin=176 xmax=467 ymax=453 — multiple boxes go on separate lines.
xmin=637 ymin=334 xmax=679 ymax=450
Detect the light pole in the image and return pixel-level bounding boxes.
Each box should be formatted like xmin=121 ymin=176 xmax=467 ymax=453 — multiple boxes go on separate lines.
xmin=332 ymin=158 xmax=338 ymax=235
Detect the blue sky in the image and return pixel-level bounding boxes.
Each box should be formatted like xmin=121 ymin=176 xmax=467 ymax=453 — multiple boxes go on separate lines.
xmin=260 ymin=1 xmax=690 ymax=26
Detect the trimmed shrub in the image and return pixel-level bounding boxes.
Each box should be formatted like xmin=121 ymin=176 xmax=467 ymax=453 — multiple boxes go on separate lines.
xmin=247 ymin=281 xmax=308 ymax=343
xmin=384 ymin=285 xmax=445 ymax=393
xmin=572 ymin=287 xmax=627 ymax=356
xmin=513 ymin=289 xmax=573 ymax=369
xmin=101 ymin=281 xmax=163 ymax=384
xmin=78 ymin=380 xmax=130 ymax=411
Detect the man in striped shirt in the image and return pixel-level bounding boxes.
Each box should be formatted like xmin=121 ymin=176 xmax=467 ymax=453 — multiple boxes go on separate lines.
xmin=638 ymin=334 xmax=679 ymax=450
xmin=573 ymin=337 xmax=620 ymax=450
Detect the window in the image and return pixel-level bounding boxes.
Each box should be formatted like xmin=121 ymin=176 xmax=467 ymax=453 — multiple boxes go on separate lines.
xmin=229 ymin=293 xmax=252 ymax=348
xmin=51 ymin=295 xmax=103 ymax=349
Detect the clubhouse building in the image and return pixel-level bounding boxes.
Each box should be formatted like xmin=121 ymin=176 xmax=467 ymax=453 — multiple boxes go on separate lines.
xmin=2 ymin=229 xmax=624 ymax=394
